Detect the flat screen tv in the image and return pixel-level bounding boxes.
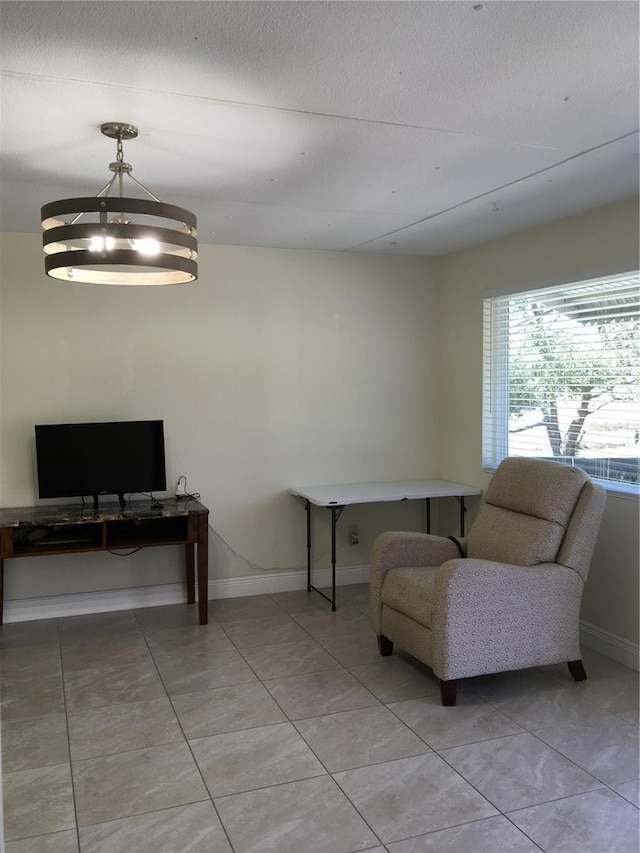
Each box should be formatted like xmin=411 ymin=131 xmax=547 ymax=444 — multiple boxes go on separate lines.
xmin=35 ymin=420 xmax=166 ymax=509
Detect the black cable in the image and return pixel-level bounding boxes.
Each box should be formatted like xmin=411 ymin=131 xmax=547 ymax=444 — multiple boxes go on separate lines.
xmin=107 ymin=548 xmax=143 ymax=556
xmin=124 ymin=492 xmax=166 ymax=508
xmin=448 ymin=535 xmax=466 ymax=557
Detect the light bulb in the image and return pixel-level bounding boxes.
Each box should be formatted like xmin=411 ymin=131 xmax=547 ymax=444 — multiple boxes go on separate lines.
xmin=133 ymin=238 xmax=160 ymax=256
xmin=89 ymin=235 xmax=115 ymax=252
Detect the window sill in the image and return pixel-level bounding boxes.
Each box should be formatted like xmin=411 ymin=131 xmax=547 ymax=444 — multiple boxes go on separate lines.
xmin=596 ymin=479 xmax=639 ymax=501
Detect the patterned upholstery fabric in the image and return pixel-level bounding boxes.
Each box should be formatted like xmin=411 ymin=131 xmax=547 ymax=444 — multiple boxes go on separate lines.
xmin=430 ymin=559 xmax=584 ymax=679
xmin=482 ymin=457 xmax=589 ymax=520
xmin=466 ymin=506 xmax=564 ymax=565
xmin=370 ymin=458 xmax=607 ymax=686
xmin=467 ymin=458 xmax=589 ymax=565
xmin=381 ymin=566 xmax=439 ymax=629
xmin=370 ymin=532 xmax=460 ymax=634
xmin=556 ymin=480 xmax=607 ymax=581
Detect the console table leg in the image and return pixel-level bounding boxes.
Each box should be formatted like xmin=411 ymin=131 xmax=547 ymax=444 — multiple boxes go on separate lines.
xmin=197 ymin=515 xmax=209 ymax=625
xmin=0 ymin=557 xmax=4 ymax=626
xmin=185 ymin=544 xmax=195 ymax=604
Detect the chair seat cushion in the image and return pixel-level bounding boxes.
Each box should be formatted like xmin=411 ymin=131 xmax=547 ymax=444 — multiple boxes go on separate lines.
xmin=381 ymin=566 xmax=439 ymax=629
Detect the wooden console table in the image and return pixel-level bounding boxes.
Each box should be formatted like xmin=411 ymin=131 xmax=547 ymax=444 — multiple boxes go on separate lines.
xmin=0 ymin=499 xmax=210 ymax=625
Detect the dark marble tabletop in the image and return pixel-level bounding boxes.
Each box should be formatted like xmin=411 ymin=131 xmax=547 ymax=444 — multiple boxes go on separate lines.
xmin=0 ymin=499 xmax=208 ymax=528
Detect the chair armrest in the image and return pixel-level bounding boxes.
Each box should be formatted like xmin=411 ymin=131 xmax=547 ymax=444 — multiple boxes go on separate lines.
xmin=435 ymin=558 xmax=584 ymax=601
xmin=372 ymin=531 xmax=462 ymax=572
xmin=431 ymin=559 xmax=585 ymax=680
xmin=370 ymin=532 xmax=461 ymax=633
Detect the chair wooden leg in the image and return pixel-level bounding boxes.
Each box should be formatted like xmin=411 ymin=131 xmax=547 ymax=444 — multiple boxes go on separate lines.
xmin=377 ymin=634 xmax=393 ymax=656
xmin=440 ymin=679 xmax=457 ymax=706
xmin=568 ymin=659 xmax=587 ymax=682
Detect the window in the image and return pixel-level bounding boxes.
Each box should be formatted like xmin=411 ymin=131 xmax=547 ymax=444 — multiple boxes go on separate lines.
xmin=483 ymin=270 xmax=640 ymax=494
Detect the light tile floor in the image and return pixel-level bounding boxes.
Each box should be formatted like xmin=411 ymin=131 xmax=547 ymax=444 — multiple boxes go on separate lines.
xmin=1 ymin=583 xmax=638 ymax=853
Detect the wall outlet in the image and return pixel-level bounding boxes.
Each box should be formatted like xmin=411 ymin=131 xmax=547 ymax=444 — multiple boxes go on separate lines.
xmin=175 ymin=475 xmax=187 ymax=498
xmin=348 ymin=525 xmax=359 ymax=546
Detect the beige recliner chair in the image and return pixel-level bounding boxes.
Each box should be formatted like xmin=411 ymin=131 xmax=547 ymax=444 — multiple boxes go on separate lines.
xmin=370 ymin=458 xmax=606 ymax=705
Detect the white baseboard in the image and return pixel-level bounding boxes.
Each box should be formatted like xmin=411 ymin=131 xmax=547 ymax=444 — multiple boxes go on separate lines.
xmin=5 ymin=570 xmax=638 ymax=674
xmin=5 ymin=584 xmax=186 ymax=623
xmin=580 ymin=620 xmax=639 ymax=672
xmin=3 ymin=564 xmax=370 ymax=623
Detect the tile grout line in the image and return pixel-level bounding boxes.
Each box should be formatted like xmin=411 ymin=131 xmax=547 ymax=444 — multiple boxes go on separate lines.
xmin=214 ymin=596 xmax=388 ymax=849
xmin=1 ymin=590 xmax=637 ymax=850
xmin=215 ymin=592 xmax=396 ymax=848
xmin=134 ymin=604 xmax=238 ymax=853
xmin=57 ymin=616 xmax=83 ymax=852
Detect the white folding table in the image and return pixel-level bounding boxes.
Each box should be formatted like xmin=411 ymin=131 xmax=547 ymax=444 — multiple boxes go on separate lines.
xmin=290 ymin=479 xmax=482 ymax=610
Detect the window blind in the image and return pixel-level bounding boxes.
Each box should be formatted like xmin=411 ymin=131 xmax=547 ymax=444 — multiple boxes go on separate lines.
xmin=483 ymin=271 xmax=640 ymax=491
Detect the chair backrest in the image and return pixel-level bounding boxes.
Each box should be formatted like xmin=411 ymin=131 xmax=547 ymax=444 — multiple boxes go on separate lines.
xmin=467 ymin=458 xmax=606 ymax=576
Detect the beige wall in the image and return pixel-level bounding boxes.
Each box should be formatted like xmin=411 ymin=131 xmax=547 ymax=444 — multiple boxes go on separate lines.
xmin=1 ymin=197 xmax=638 ymax=650
xmin=0 ymin=235 xmax=437 ymax=599
xmin=436 ymin=197 xmax=640 ymax=645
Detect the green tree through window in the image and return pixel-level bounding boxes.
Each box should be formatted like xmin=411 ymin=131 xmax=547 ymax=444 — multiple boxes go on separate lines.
xmin=483 ymin=271 xmax=640 ymax=490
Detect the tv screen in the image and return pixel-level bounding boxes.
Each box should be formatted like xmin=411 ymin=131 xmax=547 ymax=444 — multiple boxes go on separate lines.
xmin=35 ymin=420 xmax=166 ymax=502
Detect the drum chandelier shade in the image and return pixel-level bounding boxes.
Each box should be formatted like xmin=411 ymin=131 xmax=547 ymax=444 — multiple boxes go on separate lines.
xmin=41 ymin=123 xmax=198 ymax=285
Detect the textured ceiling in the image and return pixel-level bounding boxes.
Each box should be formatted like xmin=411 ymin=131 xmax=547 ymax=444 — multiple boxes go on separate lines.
xmin=0 ymin=1 xmax=638 ymax=255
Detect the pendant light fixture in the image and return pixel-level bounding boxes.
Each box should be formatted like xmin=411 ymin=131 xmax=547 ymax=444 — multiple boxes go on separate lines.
xmin=41 ymin=123 xmax=198 ymax=285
